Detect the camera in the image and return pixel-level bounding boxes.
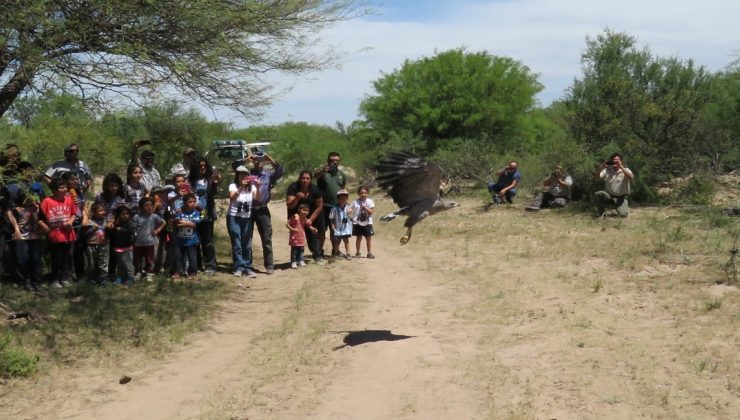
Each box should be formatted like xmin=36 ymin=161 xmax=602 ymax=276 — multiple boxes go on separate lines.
xmin=253 ymin=152 xmax=265 ymax=162
xmin=342 ymin=217 xmax=348 ymax=224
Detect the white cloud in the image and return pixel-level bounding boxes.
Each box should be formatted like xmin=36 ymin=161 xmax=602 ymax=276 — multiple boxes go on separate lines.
xmin=218 ymin=0 xmax=739 ymax=127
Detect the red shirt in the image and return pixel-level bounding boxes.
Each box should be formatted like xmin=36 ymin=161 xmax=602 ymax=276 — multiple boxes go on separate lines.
xmin=40 ymin=195 xmax=78 ymax=243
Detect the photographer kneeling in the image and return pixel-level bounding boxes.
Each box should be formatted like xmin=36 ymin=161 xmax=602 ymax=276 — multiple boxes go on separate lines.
xmin=594 ymin=153 xmax=634 ymax=218
xmin=525 ymin=165 xmax=573 ymax=212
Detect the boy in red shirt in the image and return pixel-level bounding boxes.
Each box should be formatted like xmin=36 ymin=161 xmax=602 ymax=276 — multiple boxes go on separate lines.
xmin=39 ymin=178 xmax=78 ymax=288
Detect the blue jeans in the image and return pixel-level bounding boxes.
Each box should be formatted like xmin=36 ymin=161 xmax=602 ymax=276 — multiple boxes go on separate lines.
xmin=227 ymin=215 xmax=254 ymax=271
xmin=14 ymin=239 xmax=42 ymax=288
xmin=488 ymin=182 xmax=517 ymax=203
xmin=290 ymin=246 xmax=305 ymax=263
xmin=178 ymin=244 xmax=198 ymax=275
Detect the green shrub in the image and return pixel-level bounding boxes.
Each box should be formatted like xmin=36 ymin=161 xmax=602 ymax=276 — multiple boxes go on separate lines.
xmin=681 ymin=176 xmax=716 ymax=205
xmin=0 ymin=334 xmax=39 ymax=378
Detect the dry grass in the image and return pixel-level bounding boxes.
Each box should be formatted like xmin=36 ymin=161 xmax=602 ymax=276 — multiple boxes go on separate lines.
xmin=2 ymin=192 xmax=738 ymax=419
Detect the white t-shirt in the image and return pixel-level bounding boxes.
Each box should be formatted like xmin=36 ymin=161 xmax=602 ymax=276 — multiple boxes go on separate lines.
xmin=228 ymin=183 xmax=256 ymax=218
xmin=349 ymin=198 xmax=374 ymax=226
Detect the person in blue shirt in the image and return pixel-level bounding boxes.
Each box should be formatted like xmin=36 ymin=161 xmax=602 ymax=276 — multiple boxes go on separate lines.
xmin=175 ymin=193 xmax=201 ymax=278
xmin=488 ymin=161 xmax=521 ymax=205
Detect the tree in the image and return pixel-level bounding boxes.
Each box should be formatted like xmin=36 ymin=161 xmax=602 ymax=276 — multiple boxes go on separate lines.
xmin=696 ymin=61 xmax=740 ymax=171
xmin=0 ymin=1 xmax=362 ymax=118
xmin=359 ymin=48 xmax=542 ymax=153
xmin=565 ymin=29 xmax=715 ymax=184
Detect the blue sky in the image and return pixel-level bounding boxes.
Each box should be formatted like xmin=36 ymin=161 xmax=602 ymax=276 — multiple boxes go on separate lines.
xmin=211 ymin=0 xmax=740 ymax=128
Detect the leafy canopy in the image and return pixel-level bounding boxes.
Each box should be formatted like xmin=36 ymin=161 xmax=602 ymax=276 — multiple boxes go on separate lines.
xmin=359 ymin=48 xmax=542 ymax=153
xmin=0 ymin=1 xmax=362 ymax=118
xmin=565 ymin=29 xmax=716 ymax=185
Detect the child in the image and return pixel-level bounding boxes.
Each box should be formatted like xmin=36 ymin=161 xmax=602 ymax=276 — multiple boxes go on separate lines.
xmin=151 ymin=185 xmax=169 ymax=274
xmin=95 ymin=173 xmax=126 ymax=282
xmin=85 ymin=202 xmax=110 ymax=286
xmin=123 ymin=163 xmax=148 ymax=215
xmin=286 ymin=203 xmax=317 ymax=269
xmin=133 ymin=197 xmax=166 ymax=281
xmin=329 ymin=189 xmax=353 ymax=260
xmin=39 ymin=178 xmax=78 ymax=288
xmin=62 ymin=171 xmax=88 ymax=282
xmin=107 ymin=206 xmax=136 ymax=286
xmin=349 ymin=185 xmax=375 ymax=259
xmin=4 ymin=184 xmax=42 ymax=291
xmin=175 ymin=193 xmax=201 ymax=278
xmin=95 ymin=172 xmax=126 ymax=222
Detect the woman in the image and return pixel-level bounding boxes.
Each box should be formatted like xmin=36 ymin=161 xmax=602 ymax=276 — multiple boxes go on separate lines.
xmin=227 ymin=165 xmax=260 ymax=278
xmin=285 ymin=170 xmax=324 ymax=263
xmin=188 ymin=157 xmax=219 ymax=275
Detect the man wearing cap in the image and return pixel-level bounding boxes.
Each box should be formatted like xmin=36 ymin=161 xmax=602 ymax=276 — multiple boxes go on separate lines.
xmin=246 ymin=152 xmax=284 ymax=274
xmin=168 ymin=147 xmax=197 ymax=179
xmin=129 ymin=140 xmax=161 ymax=191
xmin=44 ymin=143 xmax=93 ymax=193
xmin=314 ymin=151 xmax=347 ymax=258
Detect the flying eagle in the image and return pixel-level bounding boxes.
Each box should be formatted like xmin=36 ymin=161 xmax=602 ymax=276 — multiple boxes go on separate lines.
xmin=375 ymin=151 xmax=459 ymax=244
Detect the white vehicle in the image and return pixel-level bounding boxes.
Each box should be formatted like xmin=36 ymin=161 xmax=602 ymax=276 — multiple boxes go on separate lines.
xmin=205 ymin=140 xmax=271 ymax=165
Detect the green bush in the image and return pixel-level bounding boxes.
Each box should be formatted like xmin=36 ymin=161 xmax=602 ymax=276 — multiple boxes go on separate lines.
xmin=0 ymin=334 xmax=39 ymax=378
xmin=680 ymin=176 xmax=716 ymax=205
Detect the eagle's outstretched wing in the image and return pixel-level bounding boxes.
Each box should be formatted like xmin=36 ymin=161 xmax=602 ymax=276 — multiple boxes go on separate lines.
xmin=375 ymin=151 xmax=450 ymax=244
xmin=375 ymin=151 xmax=442 ymax=211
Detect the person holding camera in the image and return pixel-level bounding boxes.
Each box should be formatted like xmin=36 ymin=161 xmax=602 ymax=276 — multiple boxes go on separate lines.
xmin=247 ymin=152 xmax=284 ymax=274
xmin=594 ymin=153 xmax=634 ymax=217
xmin=227 ymin=165 xmax=261 ymax=277
xmin=487 ymin=161 xmax=521 ymax=205
xmin=314 ymin=152 xmax=347 ymax=258
xmin=525 ymin=165 xmax=573 ymax=212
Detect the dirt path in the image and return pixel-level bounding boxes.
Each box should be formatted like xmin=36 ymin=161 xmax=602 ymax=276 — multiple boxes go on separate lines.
xmin=3 ymin=199 xmax=738 ymax=419
xmin=306 ymin=244 xmax=481 ymax=419
xmin=5 ymin=202 xmax=485 ymax=419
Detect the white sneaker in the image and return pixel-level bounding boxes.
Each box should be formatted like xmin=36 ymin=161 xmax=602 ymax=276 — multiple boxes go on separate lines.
xmin=299 ymin=261 xmax=306 ymax=267
xmin=234 ymin=270 xmax=243 ymax=277
xmin=291 ymin=262 xmax=298 ymax=269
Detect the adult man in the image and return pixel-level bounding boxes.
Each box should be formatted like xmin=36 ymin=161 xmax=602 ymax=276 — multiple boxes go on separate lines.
xmin=314 ymin=152 xmax=347 ymax=258
xmin=129 ymin=140 xmax=161 ymax=190
xmin=488 ymin=161 xmax=521 ymax=205
xmin=594 ymin=153 xmax=634 ymax=217
xmin=44 ymin=143 xmax=93 ymax=193
xmin=247 ymin=152 xmax=284 ymax=274
xmin=525 ymin=165 xmax=573 ymax=211
xmin=168 ymin=147 xmax=197 ymax=179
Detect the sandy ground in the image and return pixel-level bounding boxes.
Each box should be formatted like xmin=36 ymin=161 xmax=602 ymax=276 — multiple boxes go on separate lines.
xmin=2 ymin=198 xmax=738 ymax=419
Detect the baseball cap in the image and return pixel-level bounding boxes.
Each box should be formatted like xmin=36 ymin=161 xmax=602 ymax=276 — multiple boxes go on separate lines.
xmin=141 ymin=150 xmax=156 ymax=158
xmin=183 ymin=147 xmax=196 ymax=155
xmin=235 ymin=165 xmax=249 ymax=173
xmin=336 ymin=189 xmax=349 ymax=196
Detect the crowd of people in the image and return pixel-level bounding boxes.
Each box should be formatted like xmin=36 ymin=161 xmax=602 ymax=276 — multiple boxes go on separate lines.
xmin=0 ymin=143 xmax=379 ymax=291
xmin=1 ymin=141 xmax=633 ymax=292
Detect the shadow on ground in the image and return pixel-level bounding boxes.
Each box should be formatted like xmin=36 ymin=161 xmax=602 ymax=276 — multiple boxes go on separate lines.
xmin=332 ymin=330 xmax=415 ymax=351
